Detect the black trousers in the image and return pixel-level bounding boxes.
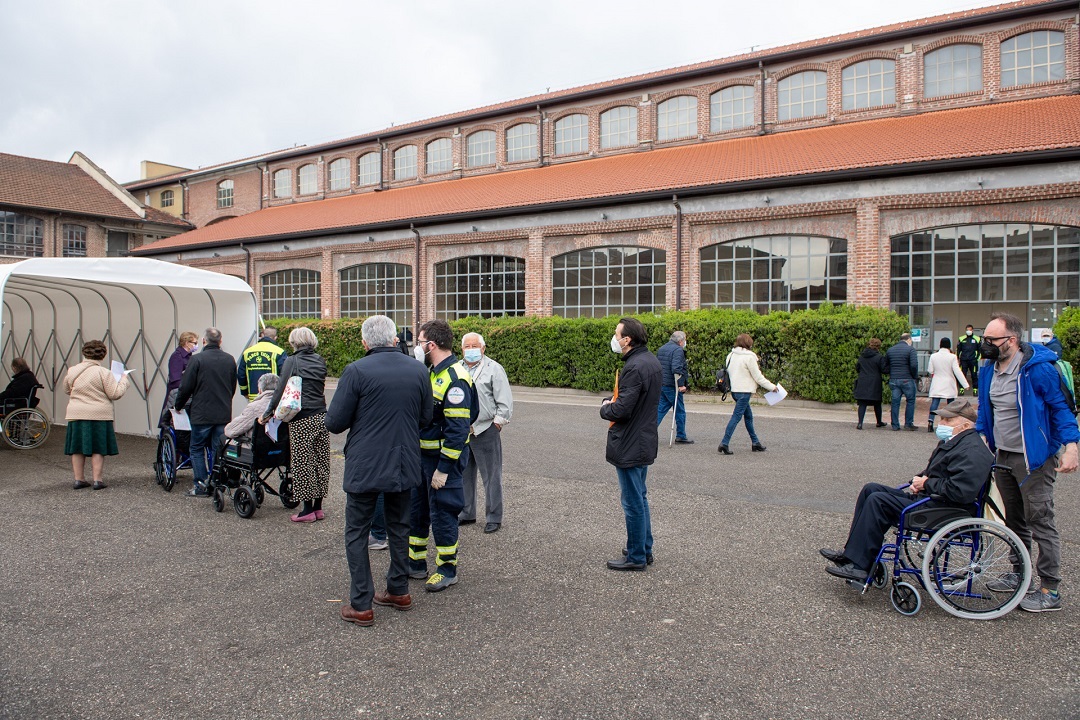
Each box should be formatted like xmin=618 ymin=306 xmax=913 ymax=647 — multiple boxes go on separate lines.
xmin=856 ymin=401 xmax=882 ymax=424
xmin=345 ymin=489 xmax=412 ymax=611
xmin=843 ymin=482 xmax=919 ymax=571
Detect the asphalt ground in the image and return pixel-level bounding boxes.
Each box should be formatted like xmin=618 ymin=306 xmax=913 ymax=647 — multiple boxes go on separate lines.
xmin=1 ymin=391 xmax=1077 ymax=720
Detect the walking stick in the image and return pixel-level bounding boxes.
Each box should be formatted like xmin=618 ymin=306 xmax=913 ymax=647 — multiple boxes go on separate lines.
xmin=669 ymin=373 xmax=681 ymax=447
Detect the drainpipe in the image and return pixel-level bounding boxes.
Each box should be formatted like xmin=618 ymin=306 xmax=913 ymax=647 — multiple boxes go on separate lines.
xmin=672 ymin=195 xmax=682 ymax=311
xmin=180 ymin=180 xmax=189 ymax=221
xmin=377 ymin=139 xmax=386 ymax=191
xmin=758 ymin=61 xmax=766 ymax=136
xmin=411 ymin=224 xmax=421 ymax=340
xmin=537 ymin=105 xmax=545 ymax=166
xmin=240 ymin=242 xmax=251 ymax=286
xmin=52 ymin=215 xmax=59 ymax=257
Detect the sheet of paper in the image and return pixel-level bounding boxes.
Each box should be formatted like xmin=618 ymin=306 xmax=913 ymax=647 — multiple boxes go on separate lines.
xmin=111 ymin=360 xmax=125 ymax=382
xmin=170 ymin=409 xmax=191 ymax=431
xmin=266 ymin=417 xmax=281 ymax=442
xmin=764 ymin=384 xmax=787 ymax=406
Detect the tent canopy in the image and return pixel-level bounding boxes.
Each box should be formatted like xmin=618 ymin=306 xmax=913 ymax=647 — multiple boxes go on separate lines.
xmin=0 ymin=258 xmax=258 ymax=436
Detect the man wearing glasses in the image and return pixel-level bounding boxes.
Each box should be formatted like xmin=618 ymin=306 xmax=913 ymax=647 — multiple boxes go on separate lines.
xmin=975 ymin=312 xmax=1079 ymax=613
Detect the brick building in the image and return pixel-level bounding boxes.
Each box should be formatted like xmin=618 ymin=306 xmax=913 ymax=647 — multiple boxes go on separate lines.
xmin=132 ymin=0 xmax=1080 ymax=359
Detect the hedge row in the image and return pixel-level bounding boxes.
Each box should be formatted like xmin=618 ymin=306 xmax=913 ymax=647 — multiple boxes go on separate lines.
xmin=267 ymin=304 xmax=910 ymax=404
xmin=1055 ymin=306 xmax=1080 ymax=397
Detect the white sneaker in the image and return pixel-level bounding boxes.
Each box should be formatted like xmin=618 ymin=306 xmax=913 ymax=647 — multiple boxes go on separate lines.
xmin=368 ymin=534 xmax=388 ymax=550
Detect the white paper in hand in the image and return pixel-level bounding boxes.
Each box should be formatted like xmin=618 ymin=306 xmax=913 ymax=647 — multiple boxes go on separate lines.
xmin=111 ymin=360 xmax=125 ymax=382
xmin=266 ymin=418 xmax=282 ymax=442
xmin=170 ymin=409 xmax=192 ymax=431
xmin=764 ymin=384 xmax=787 ymax=406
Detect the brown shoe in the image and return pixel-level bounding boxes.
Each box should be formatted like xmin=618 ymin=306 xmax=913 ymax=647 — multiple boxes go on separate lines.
xmin=373 ymin=590 xmax=412 ymax=611
xmin=340 ymin=604 xmax=374 ymax=626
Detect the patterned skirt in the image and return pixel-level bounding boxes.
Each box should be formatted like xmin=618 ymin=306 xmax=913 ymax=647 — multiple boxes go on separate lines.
xmin=64 ymin=420 xmax=119 ymax=456
xmin=290 ymin=412 xmax=330 ymax=502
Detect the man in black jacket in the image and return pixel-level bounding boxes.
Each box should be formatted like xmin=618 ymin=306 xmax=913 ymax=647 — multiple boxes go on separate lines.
xmin=325 ymin=315 xmax=432 ymax=627
xmin=819 ymin=399 xmax=992 ymax=582
xmin=655 ymin=330 xmax=692 ymax=443
xmin=886 ymin=333 xmax=919 ymax=431
xmin=175 ymin=327 xmax=237 ymax=496
xmin=600 ymin=317 xmax=662 ymax=571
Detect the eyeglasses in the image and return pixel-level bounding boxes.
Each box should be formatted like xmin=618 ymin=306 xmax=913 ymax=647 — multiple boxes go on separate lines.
xmin=983 ymin=335 xmax=1015 ymax=345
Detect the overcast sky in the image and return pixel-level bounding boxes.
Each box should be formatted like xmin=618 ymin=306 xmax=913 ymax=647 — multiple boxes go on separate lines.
xmin=2 ymin=0 xmax=1001 ymax=184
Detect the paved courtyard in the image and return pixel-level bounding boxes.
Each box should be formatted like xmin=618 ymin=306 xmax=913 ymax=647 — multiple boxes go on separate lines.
xmin=0 ymin=392 xmax=1077 ymax=719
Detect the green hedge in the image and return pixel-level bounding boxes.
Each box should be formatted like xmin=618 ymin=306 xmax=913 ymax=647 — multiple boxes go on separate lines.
xmin=1055 ymin=307 xmax=1080 ymax=397
xmin=265 ymin=304 xmax=909 ymax=403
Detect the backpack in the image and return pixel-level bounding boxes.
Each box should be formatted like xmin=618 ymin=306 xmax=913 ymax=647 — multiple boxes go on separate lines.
xmin=715 ymin=355 xmax=732 ymax=400
xmin=1055 ymin=359 xmax=1076 ymax=415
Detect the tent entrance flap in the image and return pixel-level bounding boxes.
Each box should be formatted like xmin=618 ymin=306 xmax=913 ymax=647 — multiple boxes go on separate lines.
xmin=0 ymin=258 xmax=258 ymax=437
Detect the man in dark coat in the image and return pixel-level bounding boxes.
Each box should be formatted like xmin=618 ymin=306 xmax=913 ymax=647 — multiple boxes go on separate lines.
xmin=600 ymin=317 xmax=662 ymax=571
xmin=886 ymin=333 xmax=919 ymax=431
xmin=325 ymin=315 xmax=432 ymax=627
xmin=175 ymin=327 xmax=237 ymax=496
xmin=819 ymin=399 xmax=992 ymax=582
xmin=655 ymin=330 xmax=692 ymax=443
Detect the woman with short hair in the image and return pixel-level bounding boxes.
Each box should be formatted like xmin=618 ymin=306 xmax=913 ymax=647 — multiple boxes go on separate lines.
xmin=854 ymin=338 xmax=889 ymax=429
xmin=63 ymin=340 xmax=130 ymax=490
xmin=262 ymin=327 xmax=329 ymax=522
xmin=0 ymin=357 xmax=40 ymax=409
xmin=718 ymin=333 xmax=777 ymax=455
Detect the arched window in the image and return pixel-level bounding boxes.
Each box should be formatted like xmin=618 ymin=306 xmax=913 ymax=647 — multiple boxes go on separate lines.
xmin=273 ymin=169 xmax=291 ymax=198
xmin=426 ymin=138 xmax=453 ymax=175
xmin=777 ymin=71 xmax=827 ymax=121
xmin=599 ymin=106 xmax=638 ymax=149
xmin=393 ymin=146 xmax=417 ymax=180
xmin=261 ymin=269 xmax=321 ymax=319
xmin=554 ymin=114 xmax=588 ymax=156
xmin=357 ymin=152 xmax=381 ymax=186
xmin=700 ymin=236 xmax=847 ymax=312
xmin=506 ymin=123 xmax=538 ymax=162
xmin=160 ymin=189 xmax=174 ymax=208
xmin=298 ymin=164 xmax=318 ymax=195
xmin=62 ymin=223 xmax=87 ymax=257
xmin=0 ymin=212 xmax=44 ymax=257
xmin=435 ymin=255 xmax=526 ymax=319
xmin=710 ymin=86 xmax=755 ymax=132
xmin=466 ymin=131 xmax=496 ymax=167
xmin=1001 ymin=30 xmax=1065 ymax=87
xmin=340 ymin=263 xmax=412 ymax=329
xmin=216 ymin=180 xmax=233 ymax=208
xmin=842 ymin=59 xmax=895 ymax=110
xmin=552 ymin=246 xmax=665 ymax=318
xmin=328 ymin=158 xmax=349 ymax=191
xmin=924 ymin=44 xmax=982 ymax=97
xmin=657 ymin=96 xmax=697 ymax=141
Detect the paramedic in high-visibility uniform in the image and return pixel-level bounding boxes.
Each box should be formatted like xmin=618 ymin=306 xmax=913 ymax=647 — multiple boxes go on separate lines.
xmin=409 ymin=319 xmax=474 ymax=593
xmin=236 ymin=326 xmax=287 ymax=401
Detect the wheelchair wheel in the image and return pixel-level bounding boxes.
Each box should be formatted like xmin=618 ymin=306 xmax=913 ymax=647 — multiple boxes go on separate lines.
xmin=233 ymin=486 xmax=257 ymax=519
xmin=921 ymin=518 xmax=1031 ymax=620
xmin=156 ymin=433 xmax=178 ymax=492
xmin=870 ymin=562 xmax=888 ymax=589
xmin=253 ymin=480 xmax=265 ymax=506
xmin=3 ymin=408 xmax=50 ymax=450
xmin=279 ymin=474 xmax=300 ymax=509
xmin=890 ymin=581 xmax=921 ymax=616
xmin=212 ymin=488 xmax=225 ymax=513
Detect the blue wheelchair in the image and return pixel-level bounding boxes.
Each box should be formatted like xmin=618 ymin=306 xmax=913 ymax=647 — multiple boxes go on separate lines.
xmin=153 ymin=391 xmax=210 ymax=492
xmin=856 ymin=467 xmax=1031 ymax=620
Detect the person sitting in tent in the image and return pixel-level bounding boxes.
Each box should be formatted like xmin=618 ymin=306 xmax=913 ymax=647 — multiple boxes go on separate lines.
xmin=0 ymin=357 xmax=40 ymax=410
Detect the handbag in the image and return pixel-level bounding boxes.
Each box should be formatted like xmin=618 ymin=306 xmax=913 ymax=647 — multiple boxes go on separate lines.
xmin=274 ymin=375 xmax=303 ymax=421
xmin=714 ymin=354 xmax=732 ymax=400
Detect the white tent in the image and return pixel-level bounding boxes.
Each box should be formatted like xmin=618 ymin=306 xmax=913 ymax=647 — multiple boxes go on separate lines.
xmin=0 ymin=258 xmax=258 ymax=436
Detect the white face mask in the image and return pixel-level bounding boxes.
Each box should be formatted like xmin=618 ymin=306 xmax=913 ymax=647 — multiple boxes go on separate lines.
xmin=610 ymin=334 xmax=623 ymax=353
xmin=413 ymin=344 xmax=426 ymax=362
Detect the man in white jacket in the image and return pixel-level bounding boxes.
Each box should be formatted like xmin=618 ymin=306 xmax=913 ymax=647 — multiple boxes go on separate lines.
xmin=926 ymin=337 xmax=969 ymax=433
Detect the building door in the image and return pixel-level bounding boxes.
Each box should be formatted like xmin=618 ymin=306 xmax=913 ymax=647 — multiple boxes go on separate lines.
xmin=106 ymin=231 xmax=129 ymax=257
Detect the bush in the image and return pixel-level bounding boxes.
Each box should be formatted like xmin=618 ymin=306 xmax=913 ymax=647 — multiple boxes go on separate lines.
xmin=1054 ymin=307 xmax=1080 ymax=396
xmin=264 ymin=317 xmax=366 ymax=377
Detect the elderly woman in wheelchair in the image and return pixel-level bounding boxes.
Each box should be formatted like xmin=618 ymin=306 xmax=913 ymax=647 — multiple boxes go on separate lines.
xmin=224 ymin=373 xmax=279 ymax=440
xmin=820 ymin=399 xmax=1032 ymax=619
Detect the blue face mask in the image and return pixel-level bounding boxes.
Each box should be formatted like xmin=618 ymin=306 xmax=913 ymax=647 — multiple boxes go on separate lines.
xmin=463 ymin=348 xmax=482 ymax=364
xmin=935 ymin=424 xmax=955 ymax=442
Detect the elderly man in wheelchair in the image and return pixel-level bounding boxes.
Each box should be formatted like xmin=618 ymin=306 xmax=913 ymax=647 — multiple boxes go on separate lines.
xmin=819 ymin=399 xmax=1032 ymax=618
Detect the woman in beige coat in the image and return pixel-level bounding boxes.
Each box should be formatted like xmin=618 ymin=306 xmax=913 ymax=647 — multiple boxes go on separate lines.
xmin=719 ymin=333 xmax=778 ymax=455
xmin=63 ymin=340 xmax=129 ymax=490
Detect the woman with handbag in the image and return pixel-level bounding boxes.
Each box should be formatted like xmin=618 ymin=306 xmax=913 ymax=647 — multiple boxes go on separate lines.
xmin=718 ymin=333 xmax=777 ymax=455
xmin=262 ymin=327 xmax=329 ymax=522
xmin=63 ymin=340 xmax=130 ymax=490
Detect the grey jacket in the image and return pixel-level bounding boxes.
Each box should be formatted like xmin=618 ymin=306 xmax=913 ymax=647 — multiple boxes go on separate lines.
xmin=464 ymin=355 xmax=513 ymax=436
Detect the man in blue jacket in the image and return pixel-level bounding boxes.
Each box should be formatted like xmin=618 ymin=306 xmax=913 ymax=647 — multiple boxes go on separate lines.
xmin=886 ymin=333 xmax=919 ymax=431
xmin=976 ymin=312 xmax=1079 ymax=613
xmin=325 ymin=315 xmax=432 ymax=627
xmin=655 ymin=330 xmax=693 ymax=444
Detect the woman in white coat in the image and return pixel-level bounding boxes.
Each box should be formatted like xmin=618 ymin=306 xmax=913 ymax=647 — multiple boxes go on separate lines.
xmin=718 ymin=333 xmax=778 ymax=455
xmin=926 ymin=337 xmax=969 ymax=432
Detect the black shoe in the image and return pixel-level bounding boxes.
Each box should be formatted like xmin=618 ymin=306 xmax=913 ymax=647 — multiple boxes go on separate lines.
xmin=819 ymin=547 xmax=847 ymax=564
xmin=905 ymin=425 xmax=918 ymax=432
xmin=876 ymin=422 xmax=887 ymax=428
xmin=458 ymin=518 xmax=476 ymax=526
xmin=718 ymin=444 xmax=733 ymax=455
xmin=825 ymin=562 xmax=869 ymax=582
xmin=623 ymin=548 xmax=654 ymax=565
xmin=752 ymin=444 xmax=767 ymax=452
xmin=674 ymin=437 xmax=695 ymax=444
xmin=891 ymin=426 xmax=901 ymax=431
xmin=856 ymin=423 xmax=863 ymax=430
xmin=483 ymin=522 xmax=500 ymax=534
xmin=958 ymin=387 xmax=966 ymax=396
xmin=927 ymin=424 xmax=935 ymax=433
xmin=606 ymin=558 xmax=647 ymax=571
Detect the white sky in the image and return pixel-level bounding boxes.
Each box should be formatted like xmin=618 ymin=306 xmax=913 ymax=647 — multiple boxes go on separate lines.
xmin=1 ymin=0 xmax=1005 ymax=184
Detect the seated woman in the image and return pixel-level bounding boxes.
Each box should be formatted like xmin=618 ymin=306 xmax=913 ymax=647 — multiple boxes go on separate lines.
xmin=0 ymin=358 xmax=40 ymax=409
xmin=819 ymin=399 xmax=992 ymax=582
xmin=224 ymin=373 xmax=279 ymax=440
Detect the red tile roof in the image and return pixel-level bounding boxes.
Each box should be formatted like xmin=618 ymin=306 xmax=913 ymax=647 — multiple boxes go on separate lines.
xmin=134 ymin=95 xmax=1080 ymax=255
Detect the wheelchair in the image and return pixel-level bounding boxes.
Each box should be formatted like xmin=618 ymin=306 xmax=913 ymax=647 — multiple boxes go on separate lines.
xmin=855 ymin=467 xmax=1031 ymax=620
xmin=154 ymin=391 xmax=207 ymax=492
xmin=1 ymin=384 xmax=50 ymax=450
xmin=207 ymin=420 xmax=298 ymax=519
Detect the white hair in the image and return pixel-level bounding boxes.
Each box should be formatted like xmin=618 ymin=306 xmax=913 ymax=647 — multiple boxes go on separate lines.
xmin=289 ymin=327 xmax=318 ymax=350
xmin=257 ymin=373 xmax=280 ymax=393
xmin=361 ymin=315 xmax=399 ymax=348
xmin=462 ymin=332 xmax=485 ymax=347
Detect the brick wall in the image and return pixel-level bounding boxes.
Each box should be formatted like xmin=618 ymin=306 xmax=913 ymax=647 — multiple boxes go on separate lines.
xmin=185 ymin=166 xmax=262 ymax=228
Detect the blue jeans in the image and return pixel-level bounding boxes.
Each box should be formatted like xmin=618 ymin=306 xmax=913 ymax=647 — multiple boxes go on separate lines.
xmin=370 ymin=493 xmax=387 ymax=542
xmin=890 ymin=380 xmax=916 ymax=429
xmin=190 ymin=423 xmax=225 ymax=487
xmin=656 ymin=386 xmax=688 ymax=439
xmin=616 ymin=465 xmax=653 ymax=565
xmin=928 ymin=396 xmax=954 ymax=425
xmin=721 ymin=392 xmax=759 ymax=446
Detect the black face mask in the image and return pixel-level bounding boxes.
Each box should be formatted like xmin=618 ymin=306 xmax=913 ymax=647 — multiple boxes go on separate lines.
xmin=981 ymin=337 xmax=1002 ymax=361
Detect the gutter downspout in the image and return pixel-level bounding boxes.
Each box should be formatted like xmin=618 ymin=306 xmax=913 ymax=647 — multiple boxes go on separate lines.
xmin=411 ymin=224 xmax=421 ymax=341
xmin=240 ymin=242 xmax=251 ymax=286
xmin=180 ymin=180 xmax=189 ymax=221
xmin=378 ymin=139 xmax=386 ymax=191
xmin=537 ymin=105 xmax=545 ymax=166
xmin=758 ymin=61 xmax=766 ymax=136
xmin=672 ymin=195 xmax=682 ymax=311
